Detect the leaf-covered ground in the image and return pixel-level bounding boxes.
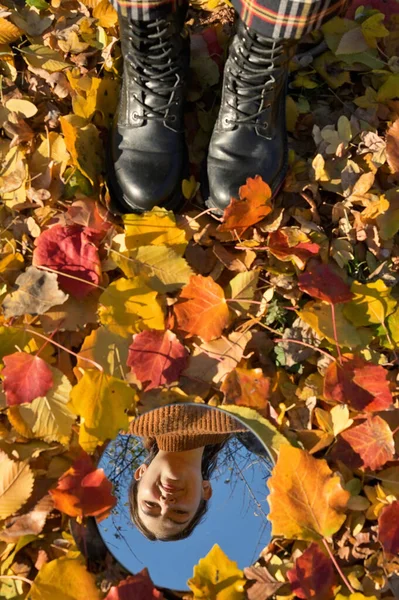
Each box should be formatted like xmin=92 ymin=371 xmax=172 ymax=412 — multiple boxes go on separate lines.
xmin=1 ymin=0 xmax=399 ymax=598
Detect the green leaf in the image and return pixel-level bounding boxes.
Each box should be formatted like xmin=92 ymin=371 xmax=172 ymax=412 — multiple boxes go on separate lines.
xmin=26 ymin=0 xmax=49 ymax=9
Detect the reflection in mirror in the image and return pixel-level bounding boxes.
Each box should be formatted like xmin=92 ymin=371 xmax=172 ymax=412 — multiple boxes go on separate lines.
xmin=96 ymin=403 xmax=273 ymax=591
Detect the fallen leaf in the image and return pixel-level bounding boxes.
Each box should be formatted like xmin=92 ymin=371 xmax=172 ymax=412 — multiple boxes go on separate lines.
xmin=299 ymin=301 xmax=363 ymax=348
xmin=98 ymin=276 xmax=165 ymax=338
xmin=221 ymin=368 xmax=271 ymax=417
xmin=124 ymin=207 xmax=188 ymax=255
xmin=378 ymin=500 xmax=399 ymax=556
xmin=2 ymin=352 xmax=53 ymax=405
xmin=298 ymin=264 xmax=353 ymax=304
xmin=75 ymin=327 xmax=130 ymax=379
xmin=104 ymin=569 xmax=164 ymax=600
xmin=386 ymin=118 xmax=399 ymax=177
xmin=60 ymin=114 xmax=104 ymax=186
xmin=188 ymin=543 xmax=246 ymax=600
xmin=0 ymin=451 xmax=34 ymax=520
xmin=286 ymin=542 xmax=336 ymax=600
xmin=324 ymin=355 xmax=393 ymax=412
xmin=244 ymin=565 xmax=283 ymax=600
xmin=268 ymin=229 xmax=320 ymax=270
xmin=134 ymin=245 xmax=193 ymax=293
xmin=340 ymin=416 xmax=395 ymax=471
xmin=127 ymin=329 xmax=188 ymax=390
xmin=0 ymin=494 xmax=54 ymax=543
xmin=267 ymin=445 xmax=350 ymax=540
xmin=92 ymin=0 xmax=118 ymax=27
xmin=218 ymin=175 xmax=273 ymax=235
xmin=50 ymin=451 xmax=116 ymax=521
xmin=174 ymin=274 xmax=230 ymax=342
xmin=68 ymin=369 xmax=135 ymax=453
xmin=2 ymin=266 xmax=68 ymax=317
xmin=343 ymin=280 xmax=397 ymax=327
xmin=30 ymin=553 xmax=101 ymax=600
xmin=32 ymin=225 xmax=102 ymax=299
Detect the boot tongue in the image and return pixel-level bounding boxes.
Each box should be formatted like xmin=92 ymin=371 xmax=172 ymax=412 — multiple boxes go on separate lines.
xmin=234 ymin=53 xmax=273 ymax=119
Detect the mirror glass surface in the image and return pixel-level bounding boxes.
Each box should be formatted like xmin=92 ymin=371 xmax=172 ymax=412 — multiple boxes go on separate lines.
xmin=96 ymin=403 xmax=273 ymax=590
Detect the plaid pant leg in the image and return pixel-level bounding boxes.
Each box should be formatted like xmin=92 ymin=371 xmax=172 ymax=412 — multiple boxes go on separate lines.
xmin=231 ymin=0 xmax=349 ymax=39
xmin=110 ymin=0 xmax=186 ymax=22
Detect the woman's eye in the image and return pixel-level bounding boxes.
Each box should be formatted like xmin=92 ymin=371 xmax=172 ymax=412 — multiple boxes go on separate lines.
xmin=145 ymin=501 xmax=157 ymax=508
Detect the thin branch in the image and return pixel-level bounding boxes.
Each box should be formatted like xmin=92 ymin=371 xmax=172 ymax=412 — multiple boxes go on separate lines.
xmin=322 ymin=538 xmax=355 ymax=594
xmin=0 ymin=575 xmax=32 ymax=586
xmin=273 ymin=337 xmax=336 ymax=361
xmin=35 ymin=265 xmax=106 ymax=292
xmin=330 ymin=304 xmax=343 ymax=365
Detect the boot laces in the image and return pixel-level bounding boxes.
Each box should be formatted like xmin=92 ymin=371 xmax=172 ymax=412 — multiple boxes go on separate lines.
xmin=226 ymin=28 xmax=285 ymax=126
xmin=127 ymin=18 xmax=183 ymax=121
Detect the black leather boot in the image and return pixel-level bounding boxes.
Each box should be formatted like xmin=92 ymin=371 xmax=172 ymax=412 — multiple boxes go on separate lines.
xmin=108 ymin=9 xmax=189 ymax=213
xmin=206 ymin=21 xmax=296 ymax=214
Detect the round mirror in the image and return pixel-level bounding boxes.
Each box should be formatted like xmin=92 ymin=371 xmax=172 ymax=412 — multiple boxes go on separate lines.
xmin=96 ymin=403 xmax=273 ymax=591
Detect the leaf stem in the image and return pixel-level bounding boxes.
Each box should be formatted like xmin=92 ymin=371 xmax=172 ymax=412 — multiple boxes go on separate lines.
xmin=273 ymin=338 xmax=336 ymax=362
xmin=14 ymin=326 xmax=104 ymax=372
xmin=0 ymin=575 xmax=32 ymax=586
xmin=322 ymin=538 xmax=354 ymax=594
xmin=330 ymin=304 xmax=343 ymax=365
xmin=35 ymin=265 xmax=106 ymax=292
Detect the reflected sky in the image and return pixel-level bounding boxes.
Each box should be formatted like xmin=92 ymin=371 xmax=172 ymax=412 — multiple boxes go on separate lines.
xmin=97 ymin=432 xmax=272 ymax=590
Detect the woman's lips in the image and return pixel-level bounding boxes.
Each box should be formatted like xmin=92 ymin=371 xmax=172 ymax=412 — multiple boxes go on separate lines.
xmin=161 ymin=483 xmax=182 ymax=492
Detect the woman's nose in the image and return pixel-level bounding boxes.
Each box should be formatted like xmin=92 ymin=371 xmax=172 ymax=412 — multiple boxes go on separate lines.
xmin=160 ymin=492 xmax=176 ymax=504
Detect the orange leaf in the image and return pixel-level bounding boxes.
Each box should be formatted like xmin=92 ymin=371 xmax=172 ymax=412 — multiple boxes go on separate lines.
xmin=378 ymin=500 xmax=399 ymax=556
xmin=298 ymin=264 xmax=353 ymax=305
xmin=2 ymin=352 xmax=53 ymax=406
xmin=340 ymin=416 xmax=394 ymax=471
xmin=218 ymin=175 xmax=273 ymax=235
xmin=386 ymin=118 xmax=399 ymax=177
xmin=50 ymin=452 xmax=116 ymax=521
xmin=324 ymin=355 xmax=393 ymax=412
xmin=287 ymin=542 xmax=336 ymax=600
xmin=221 ymin=368 xmax=271 ymax=417
xmin=268 ymin=445 xmax=350 ymax=541
xmin=174 ymin=274 xmax=230 ymax=342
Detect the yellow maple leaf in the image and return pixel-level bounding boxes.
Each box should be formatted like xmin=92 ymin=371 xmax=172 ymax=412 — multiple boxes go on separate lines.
xmin=30 ymin=553 xmax=101 ymax=600
xmin=124 ymin=207 xmax=188 ymax=256
xmin=68 ymin=369 xmax=136 ymax=453
xmin=187 ymin=544 xmax=246 ymax=600
xmin=98 ymin=276 xmax=165 ymax=338
xmin=268 ymin=445 xmax=350 ymax=540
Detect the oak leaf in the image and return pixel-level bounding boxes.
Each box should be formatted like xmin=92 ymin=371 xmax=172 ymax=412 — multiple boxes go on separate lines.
xmin=50 ymin=451 xmax=116 ymax=521
xmin=98 ymin=276 xmax=164 ymax=339
xmin=287 ymin=542 xmax=336 ymax=600
xmin=187 ymin=543 xmax=246 ymax=600
xmin=268 ymin=229 xmax=320 ymax=270
xmin=2 ymin=266 xmax=68 ymax=318
xmin=298 ymin=264 xmax=353 ymax=304
xmin=218 ymin=175 xmax=273 ymax=235
xmin=267 ymin=445 xmax=350 ymax=540
xmin=30 ymin=553 xmax=101 ymax=600
xmin=68 ymin=369 xmax=136 ymax=453
xmin=32 ymin=225 xmax=102 ymax=299
xmin=2 ymin=352 xmax=53 ymax=406
xmin=340 ymin=416 xmax=394 ymax=471
xmin=221 ymin=368 xmax=271 ymax=417
xmin=174 ymin=274 xmax=230 ymax=341
xmin=0 ymin=451 xmax=34 ymax=520
xmin=127 ymin=329 xmax=188 ymax=391
xmin=378 ymin=500 xmax=399 ymax=556
xmin=324 ymin=355 xmax=393 ymax=412
xmin=104 ymin=569 xmax=164 ymax=600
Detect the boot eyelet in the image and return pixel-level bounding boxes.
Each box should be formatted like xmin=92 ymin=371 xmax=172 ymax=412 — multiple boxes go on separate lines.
xmin=132 ymin=112 xmax=140 ymax=121
xmin=223 ymin=117 xmax=232 ymax=126
xmin=169 ymin=115 xmax=177 ymax=122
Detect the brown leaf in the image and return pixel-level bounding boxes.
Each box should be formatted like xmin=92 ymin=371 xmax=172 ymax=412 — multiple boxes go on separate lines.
xmin=221 ymin=367 xmax=271 ymax=417
xmin=340 ymin=416 xmax=395 ymax=471
xmin=0 ymin=494 xmax=54 ymax=543
xmin=244 ymin=565 xmax=283 ymax=600
xmin=386 ymin=118 xmax=399 ymax=177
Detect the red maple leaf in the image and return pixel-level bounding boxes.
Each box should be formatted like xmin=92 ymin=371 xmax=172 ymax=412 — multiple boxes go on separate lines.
xmin=127 ymin=329 xmax=188 ymax=390
xmin=32 ymin=224 xmax=102 ymax=299
xmin=298 ymin=264 xmax=353 ymax=304
xmin=378 ymin=500 xmax=399 ymax=556
xmin=2 ymin=352 xmax=53 ymax=406
xmin=340 ymin=416 xmax=395 ymax=471
xmin=324 ymin=355 xmax=393 ymax=412
xmin=268 ymin=230 xmax=320 ymax=269
xmin=104 ymin=569 xmax=164 ymax=600
xmin=287 ymin=542 xmax=336 ymax=600
xmin=49 ymin=451 xmax=116 ymax=521
xmin=218 ymin=175 xmax=273 ymax=235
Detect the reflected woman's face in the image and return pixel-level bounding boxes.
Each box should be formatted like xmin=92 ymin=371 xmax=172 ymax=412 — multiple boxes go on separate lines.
xmin=134 ymin=449 xmax=212 ymax=538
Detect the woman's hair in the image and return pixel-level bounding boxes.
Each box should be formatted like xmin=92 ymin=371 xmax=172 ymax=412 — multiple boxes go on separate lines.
xmin=128 ymin=438 xmax=227 ymax=541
